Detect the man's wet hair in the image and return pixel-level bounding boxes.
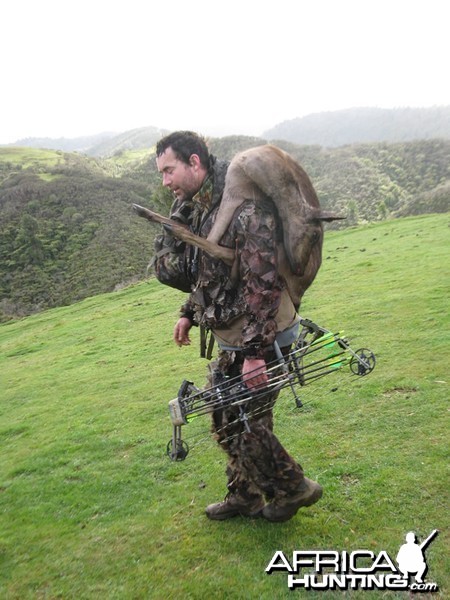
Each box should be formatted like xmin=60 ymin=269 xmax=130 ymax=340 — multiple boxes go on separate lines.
xmin=156 ymin=131 xmax=210 ymax=169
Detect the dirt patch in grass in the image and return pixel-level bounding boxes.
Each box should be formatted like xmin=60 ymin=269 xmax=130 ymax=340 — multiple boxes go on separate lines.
xmin=382 ymin=386 xmax=418 ymax=395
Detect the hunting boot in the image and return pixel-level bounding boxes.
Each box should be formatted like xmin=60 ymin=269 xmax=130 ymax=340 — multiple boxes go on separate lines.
xmin=205 ymin=493 xmax=265 ymax=521
xmin=262 ymin=477 xmax=322 ymax=522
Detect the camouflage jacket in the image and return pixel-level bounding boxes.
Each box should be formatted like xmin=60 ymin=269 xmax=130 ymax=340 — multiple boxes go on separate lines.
xmin=154 ymin=155 xmax=288 ymax=356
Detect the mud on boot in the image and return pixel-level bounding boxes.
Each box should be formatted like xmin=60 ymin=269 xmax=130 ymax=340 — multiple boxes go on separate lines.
xmin=262 ymin=477 xmax=322 ymax=522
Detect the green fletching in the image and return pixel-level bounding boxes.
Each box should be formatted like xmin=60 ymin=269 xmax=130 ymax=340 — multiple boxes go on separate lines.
xmin=311 ymin=332 xmax=337 ymax=348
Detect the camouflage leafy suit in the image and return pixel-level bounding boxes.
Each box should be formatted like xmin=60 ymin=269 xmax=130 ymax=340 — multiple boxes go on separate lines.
xmin=154 ymin=155 xmax=306 ymax=509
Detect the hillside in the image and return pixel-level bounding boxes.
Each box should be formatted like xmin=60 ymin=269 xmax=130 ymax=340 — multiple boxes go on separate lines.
xmin=4 ymin=107 xmax=450 ymax=157
xmin=1 ymin=214 xmax=448 ymax=598
xmin=0 ymin=148 xmax=160 ymax=321
xmin=264 ymin=106 xmax=450 ymax=147
xmin=2 ymin=126 xmax=168 ymax=158
xmin=0 ymin=138 xmax=449 ymax=321
xmin=87 ymin=126 xmax=169 ymax=157
xmin=267 ymin=138 xmax=450 ymax=225
xmin=10 ymin=132 xmax=117 ymax=154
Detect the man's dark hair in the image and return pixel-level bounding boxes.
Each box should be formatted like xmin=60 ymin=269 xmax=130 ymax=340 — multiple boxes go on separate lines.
xmin=156 ymin=131 xmax=210 ymax=169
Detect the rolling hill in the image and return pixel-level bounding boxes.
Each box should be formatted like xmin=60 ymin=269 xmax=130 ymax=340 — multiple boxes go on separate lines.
xmin=263 ymin=106 xmax=450 ymax=147
xmin=4 ymin=107 xmax=450 ymax=156
xmin=0 ymin=137 xmax=449 ymax=321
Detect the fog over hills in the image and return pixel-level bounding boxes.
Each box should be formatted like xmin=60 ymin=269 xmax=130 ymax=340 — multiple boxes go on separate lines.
xmin=4 ymin=107 xmax=450 ymax=156
xmin=263 ymin=106 xmax=450 ymax=147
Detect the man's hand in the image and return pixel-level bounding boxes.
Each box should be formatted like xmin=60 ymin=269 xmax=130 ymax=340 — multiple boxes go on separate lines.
xmin=173 ymin=317 xmax=192 ymax=347
xmin=242 ymin=357 xmax=268 ymax=390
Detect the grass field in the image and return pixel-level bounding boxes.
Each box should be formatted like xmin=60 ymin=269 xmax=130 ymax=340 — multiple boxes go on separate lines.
xmin=0 ymin=147 xmax=62 ymax=171
xmin=1 ymin=213 xmax=449 ymax=598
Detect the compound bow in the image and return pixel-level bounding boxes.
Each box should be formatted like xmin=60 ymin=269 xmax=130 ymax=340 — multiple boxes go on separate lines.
xmin=166 ymin=317 xmax=376 ymax=460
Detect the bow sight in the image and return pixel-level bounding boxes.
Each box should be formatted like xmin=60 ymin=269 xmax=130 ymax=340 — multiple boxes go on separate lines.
xmin=166 ymin=317 xmax=376 ymax=461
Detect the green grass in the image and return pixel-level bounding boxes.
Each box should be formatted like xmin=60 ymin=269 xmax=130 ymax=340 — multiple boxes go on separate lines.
xmin=104 ymin=148 xmax=155 ymax=176
xmin=0 ymin=147 xmax=62 ymax=170
xmin=106 ymin=148 xmax=155 ymax=165
xmin=1 ymin=214 xmax=449 ymax=599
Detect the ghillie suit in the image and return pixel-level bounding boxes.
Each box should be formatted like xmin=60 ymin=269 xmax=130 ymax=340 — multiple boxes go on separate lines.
xmin=135 ymin=145 xmax=343 ymax=520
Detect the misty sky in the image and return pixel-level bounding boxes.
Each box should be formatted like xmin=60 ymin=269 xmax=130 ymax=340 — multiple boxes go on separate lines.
xmin=1 ymin=0 xmax=448 ymax=144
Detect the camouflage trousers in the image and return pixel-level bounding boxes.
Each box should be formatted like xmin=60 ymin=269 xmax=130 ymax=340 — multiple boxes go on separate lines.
xmin=207 ymin=347 xmax=305 ymax=503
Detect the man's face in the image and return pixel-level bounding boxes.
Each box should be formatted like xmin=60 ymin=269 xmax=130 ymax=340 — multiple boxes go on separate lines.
xmin=156 ymin=147 xmax=204 ymax=202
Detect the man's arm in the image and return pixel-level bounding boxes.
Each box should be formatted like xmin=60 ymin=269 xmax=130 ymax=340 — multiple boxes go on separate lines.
xmin=238 ymin=203 xmax=283 ymax=350
xmin=236 ymin=202 xmax=284 ymax=389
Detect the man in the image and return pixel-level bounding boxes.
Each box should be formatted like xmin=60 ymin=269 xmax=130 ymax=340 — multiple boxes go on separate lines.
xmin=154 ymin=131 xmax=322 ymax=521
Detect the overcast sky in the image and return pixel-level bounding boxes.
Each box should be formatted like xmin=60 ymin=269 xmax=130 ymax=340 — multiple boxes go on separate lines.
xmin=1 ymin=0 xmax=448 ymax=144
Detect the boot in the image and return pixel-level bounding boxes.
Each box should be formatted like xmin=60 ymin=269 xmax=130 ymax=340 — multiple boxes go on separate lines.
xmin=262 ymin=477 xmax=322 ymax=522
xmin=205 ymin=493 xmax=265 ymax=521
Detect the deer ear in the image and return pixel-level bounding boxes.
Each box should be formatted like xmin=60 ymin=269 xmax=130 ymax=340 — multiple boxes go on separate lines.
xmin=317 ymin=211 xmax=346 ymax=222
xmin=306 ymin=207 xmax=346 ymax=222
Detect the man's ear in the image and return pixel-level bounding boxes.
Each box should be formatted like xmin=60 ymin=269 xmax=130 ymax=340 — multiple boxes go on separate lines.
xmin=189 ymin=154 xmax=202 ymax=170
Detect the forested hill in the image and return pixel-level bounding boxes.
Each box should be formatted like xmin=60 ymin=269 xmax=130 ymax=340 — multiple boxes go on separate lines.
xmin=263 ymin=106 xmax=450 ymax=147
xmin=6 ymin=107 xmax=449 ymax=157
xmin=0 ymin=137 xmax=449 ymax=321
